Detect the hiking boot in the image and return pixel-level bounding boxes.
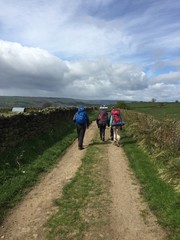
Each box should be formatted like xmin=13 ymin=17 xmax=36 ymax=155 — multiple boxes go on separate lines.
xmin=78 ymin=145 xmax=84 ymax=150
xmin=116 ymin=141 xmax=120 ymax=147
xmin=78 ymin=147 xmax=84 ymax=150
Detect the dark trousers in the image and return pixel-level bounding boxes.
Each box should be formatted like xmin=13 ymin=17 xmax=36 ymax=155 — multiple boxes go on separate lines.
xmin=77 ymin=124 xmax=86 ymax=149
xmin=99 ymin=124 xmax=106 ymax=141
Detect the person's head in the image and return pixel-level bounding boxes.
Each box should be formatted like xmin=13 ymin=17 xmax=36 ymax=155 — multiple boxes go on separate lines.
xmin=77 ymin=106 xmax=86 ymax=112
xmin=99 ymin=105 xmax=107 ymax=110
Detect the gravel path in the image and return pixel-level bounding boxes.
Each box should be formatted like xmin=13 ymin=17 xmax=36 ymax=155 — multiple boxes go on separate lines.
xmin=0 ymin=121 xmax=166 ymax=239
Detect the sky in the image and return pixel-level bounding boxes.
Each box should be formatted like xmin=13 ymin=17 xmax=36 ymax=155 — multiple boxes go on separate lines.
xmin=0 ymin=0 xmax=180 ymax=102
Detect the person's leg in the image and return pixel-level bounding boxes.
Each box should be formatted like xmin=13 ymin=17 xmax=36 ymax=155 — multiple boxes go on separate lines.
xmin=117 ymin=126 xmax=121 ymax=146
xmin=110 ymin=127 xmax=113 ymax=140
xmin=78 ymin=125 xmax=86 ymax=149
xmin=102 ymin=125 xmax=106 ymax=141
xmin=77 ymin=125 xmax=81 ymax=147
xmin=81 ymin=125 xmax=86 ymax=148
xmin=99 ymin=125 xmax=103 ymax=140
xmin=113 ymin=126 xmax=117 ymax=144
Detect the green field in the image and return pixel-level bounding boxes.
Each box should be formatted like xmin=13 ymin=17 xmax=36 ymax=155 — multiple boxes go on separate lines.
xmin=127 ymin=102 xmax=180 ymax=120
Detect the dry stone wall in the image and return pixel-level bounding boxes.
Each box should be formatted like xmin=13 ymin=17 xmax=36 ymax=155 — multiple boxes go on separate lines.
xmin=0 ymin=108 xmax=77 ymax=153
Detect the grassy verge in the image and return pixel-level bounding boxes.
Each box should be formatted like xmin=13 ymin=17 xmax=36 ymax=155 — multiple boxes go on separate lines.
xmin=46 ymin=136 xmax=111 ymax=240
xmin=122 ymin=110 xmax=180 ymax=190
xmin=121 ymin=131 xmax=180 ymax=240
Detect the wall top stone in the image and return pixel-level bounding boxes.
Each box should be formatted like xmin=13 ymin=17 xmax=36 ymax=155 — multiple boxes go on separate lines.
xmin=12 ymin=107 xmax=25 ymax=113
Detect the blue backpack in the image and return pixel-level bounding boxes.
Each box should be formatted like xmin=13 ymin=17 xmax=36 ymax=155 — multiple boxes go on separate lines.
xmin=76 ymin=107 xmax=87 ymax=125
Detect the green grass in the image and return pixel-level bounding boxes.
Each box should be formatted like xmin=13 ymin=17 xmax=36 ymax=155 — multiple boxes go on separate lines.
xmin=47 ymin=137 xmax=111 ymax=240
xmin=127 ymin=102 xmax=180 ymax=120
xmin=121 ymin=131 xmax=180 ymax=240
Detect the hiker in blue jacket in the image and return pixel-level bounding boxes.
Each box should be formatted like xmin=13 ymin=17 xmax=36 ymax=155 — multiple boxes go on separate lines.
xmin=73 ymin=107 xmax=89 ymax=150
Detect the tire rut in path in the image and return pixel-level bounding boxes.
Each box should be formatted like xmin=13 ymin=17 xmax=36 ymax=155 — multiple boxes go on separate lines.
xmin=0 ymin=122 xmax=97 ymax=240
xmin=108 ymin=143 xmax=166 ymax=240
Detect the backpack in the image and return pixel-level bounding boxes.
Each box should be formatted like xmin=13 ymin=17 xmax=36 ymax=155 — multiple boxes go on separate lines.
xmin=111 ymin=109 xmax=124 ymax=126
xmin=98 ymin=110 xmax=108 ymax=125
xmin=76 ymin=107 xmax=87 ymax=125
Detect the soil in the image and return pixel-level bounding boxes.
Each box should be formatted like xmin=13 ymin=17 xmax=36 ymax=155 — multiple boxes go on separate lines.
xmin=0 ymin=121 xmax=166 ymax=240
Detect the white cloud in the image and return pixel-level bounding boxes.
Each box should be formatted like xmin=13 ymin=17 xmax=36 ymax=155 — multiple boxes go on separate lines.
xmin=0 ymin=40 xmax=148 ymax=99
xmin=63 ymin=59 xmax=148 ymax=99
xmin=151 ymin=72 xmax=180 ymax=85
xmin=0 ymin=0 xmax=132 ymax=58
xmin=0 ymin=40 xmax=68 ymax=91
xmin=0 ymin=0 xmax=180 ymax=101
xmin=147 ymin=83 xmax=180 ymax=102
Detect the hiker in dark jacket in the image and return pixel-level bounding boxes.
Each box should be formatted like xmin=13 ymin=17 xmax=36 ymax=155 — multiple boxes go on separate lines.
xmin=73 ymin=107 xmax=89 ymax=150
xmin=96 ymin=106 xmax=108 ymax=141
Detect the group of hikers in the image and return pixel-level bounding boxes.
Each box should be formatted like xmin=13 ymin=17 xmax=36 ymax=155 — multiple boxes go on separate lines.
xmin=73 ymin=105 xmax=124 ymax=150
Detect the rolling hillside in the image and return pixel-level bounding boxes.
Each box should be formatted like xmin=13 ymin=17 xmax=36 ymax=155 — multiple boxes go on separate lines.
xmin=0 ymin=96 xmax=118 ymax=108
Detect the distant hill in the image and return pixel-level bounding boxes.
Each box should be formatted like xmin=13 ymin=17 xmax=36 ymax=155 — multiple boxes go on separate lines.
xmin=0 ymin=96 xmax=118 ymax=108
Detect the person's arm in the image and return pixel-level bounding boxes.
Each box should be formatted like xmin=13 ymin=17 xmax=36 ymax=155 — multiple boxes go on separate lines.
xmin=96 ymin=113 xmax=100 ymax=125
xmin=110 ymin=116 xmax=112 ymax=126
xmin=73 ymin=113 xmax=76 ymax=123
xmin=107 ymin=115 xmax=110 ymax=126
xmin=86 ymin=114 xmax=90 ymax=128
xmin=119 ymin=114 xmax=122 ymax=122
xmin=106 ymin=113 xmax=109 ymax=125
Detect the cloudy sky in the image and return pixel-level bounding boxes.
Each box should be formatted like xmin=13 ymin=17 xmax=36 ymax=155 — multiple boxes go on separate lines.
xmin=0 ymin=0 xmax=180 ymax=101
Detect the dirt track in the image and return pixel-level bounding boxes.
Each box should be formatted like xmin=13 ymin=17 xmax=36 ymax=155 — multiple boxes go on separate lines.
xmin=0 ymin=121 xmax=166 ymax=239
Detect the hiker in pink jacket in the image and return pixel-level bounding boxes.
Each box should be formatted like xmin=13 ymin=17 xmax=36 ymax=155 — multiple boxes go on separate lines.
xmin=110 ymin=109 xmax=124 ymax=147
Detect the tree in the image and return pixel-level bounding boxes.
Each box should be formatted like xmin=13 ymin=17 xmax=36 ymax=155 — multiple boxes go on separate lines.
xmin=115 ymin=101 xmax=129 ymax=109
